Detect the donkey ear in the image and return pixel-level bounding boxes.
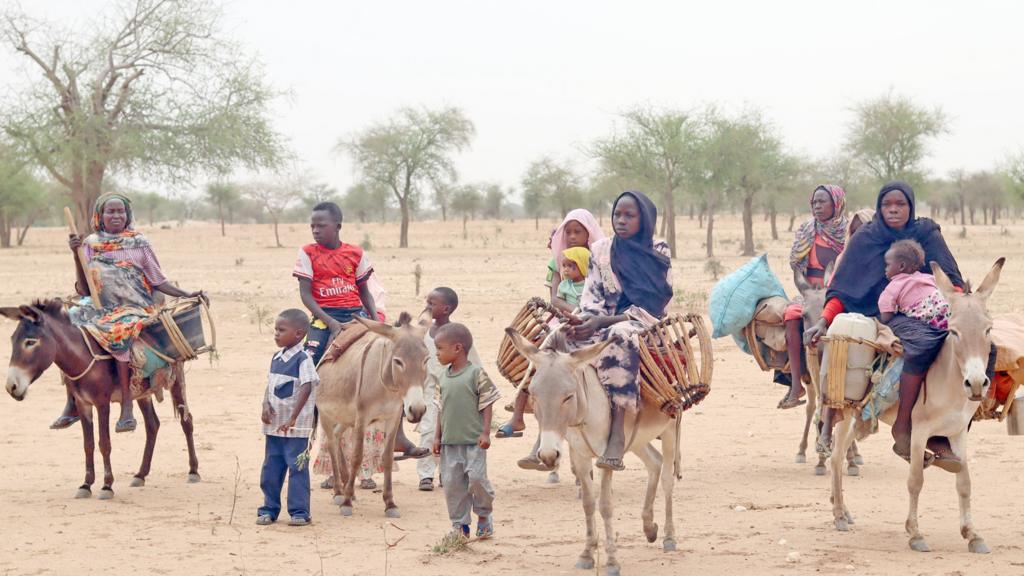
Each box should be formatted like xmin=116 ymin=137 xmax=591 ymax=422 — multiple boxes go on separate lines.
xmin=823 ymin=260 xmax=836 ymax=287
xmin=504 ymin=327 xmax=540 ymax=363
xmin=793 ymin=269 xmax=813 ymax=297
xmin=0 ymin=307 xmax=23 ymax=321
xmin=929 ymin=261 xmax=958 ymax=301
xmin=568 ymin=334 xmax=620 ymax=368
xmin=974 ymin=257 xmax=1006 ymax=301
xmin=353 ymin=315 xmax=396 ymax=339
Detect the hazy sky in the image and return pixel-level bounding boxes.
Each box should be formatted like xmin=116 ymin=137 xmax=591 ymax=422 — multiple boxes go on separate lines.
xmin=3 ymin=0 xmax=1022 ymax=198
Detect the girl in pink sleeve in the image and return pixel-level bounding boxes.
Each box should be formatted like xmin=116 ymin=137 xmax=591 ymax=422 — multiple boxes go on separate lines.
xmin=878 ymin=239 xmax=950 ymax=330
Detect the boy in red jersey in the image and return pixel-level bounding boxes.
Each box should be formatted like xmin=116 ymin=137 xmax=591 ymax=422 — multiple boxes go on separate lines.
xmin=294 ymin=201 xmax=427 ymax=461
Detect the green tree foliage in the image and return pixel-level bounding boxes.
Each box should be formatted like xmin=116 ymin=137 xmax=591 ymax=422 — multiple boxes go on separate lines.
xmin=592 ymin=107 xmax=698 ymax=258
xmin=847 ymin=91 xmax=948 ymax=185
xmin=481 ymin=183 xmax=505 ymax=219
xmin=0 ymin=144 xmax=50 ymax=247
xmin=340 ymin=106 xmax=475 ymax=248
xmin=451 ymin=184 xmax=483 ymax=232
xmin=205 ymin=181 xmax=240 ymax=237
xmin=1 ymin=0 xmax=286 ymax=232
xmin=521 ymin=157 xmax=581 ymax=227
xmin=342 ymin=181 xmax=391 ymax=224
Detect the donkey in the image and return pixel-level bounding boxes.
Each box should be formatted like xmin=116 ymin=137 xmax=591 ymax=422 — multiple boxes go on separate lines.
xmin=316 ymin=313 xmax=428 ymax=518
xmin=826 ymin=259 xmax=1003 ymax=554
xmin=506 ymin=327 xmax=679 ymax=576
xmin=794 ymin=269 xmax=863 ymax=476
xmin=2 ymin=300 xmax=199 ymax=500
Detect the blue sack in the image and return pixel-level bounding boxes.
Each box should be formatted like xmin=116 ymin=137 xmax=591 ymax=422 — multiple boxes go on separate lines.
xmin=708 ymin=254 xmax=787 ymax=339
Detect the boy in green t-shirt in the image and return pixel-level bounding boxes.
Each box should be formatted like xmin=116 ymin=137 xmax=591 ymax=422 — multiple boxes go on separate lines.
xmin=431 ymin=323 xmax=501 ymax=540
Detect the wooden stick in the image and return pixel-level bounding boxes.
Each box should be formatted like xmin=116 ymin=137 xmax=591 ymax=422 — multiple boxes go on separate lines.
xmin=64 ymin=206 xmax=101 ymax=305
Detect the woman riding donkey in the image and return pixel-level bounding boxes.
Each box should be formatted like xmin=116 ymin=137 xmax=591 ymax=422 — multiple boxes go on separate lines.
xmin=805 ymin=181 xmax=995 ymax=471
xmin=565 ymin=191 xmax=673 ymax=471
xmin=778 ymin=184 xmax=849 ymax=410
xmin=55 ymin=193 xmax=204 ymax=433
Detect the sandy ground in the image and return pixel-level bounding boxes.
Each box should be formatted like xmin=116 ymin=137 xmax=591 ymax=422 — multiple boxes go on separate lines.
xmin=1 ymin=213 xmax=1023 ymax=576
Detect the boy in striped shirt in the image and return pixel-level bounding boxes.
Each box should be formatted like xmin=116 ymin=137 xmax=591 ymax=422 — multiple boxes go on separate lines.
xmin=257 ymin=309 xmax=319 ymax=526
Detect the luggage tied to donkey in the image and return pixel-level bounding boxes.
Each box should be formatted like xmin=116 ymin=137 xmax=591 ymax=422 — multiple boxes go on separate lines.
xmin=635 ymin=313 xmax=714 ymax=416
xmin=497 ymin=298 xmax=714 ymax=417
xmin=497 ymin=298 xmax=567 ymax=389
xmin=739 ymin=296 xmax=790 ymax=372
xmin=975 ymin=313 xmax=1024 ymax=433
xmin=817 ymin=313 xmax=902 ymax=410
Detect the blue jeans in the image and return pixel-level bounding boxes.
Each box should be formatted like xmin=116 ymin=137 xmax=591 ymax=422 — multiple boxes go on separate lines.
xmin=258 ymin=435 xmax=311 ymax=521
xmin=305 ymin=307 xmax=361 ymax=365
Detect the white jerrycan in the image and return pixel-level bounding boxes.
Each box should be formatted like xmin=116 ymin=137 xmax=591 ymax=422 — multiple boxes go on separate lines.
xmin=826 ymin=313 xmax=878 ymax=402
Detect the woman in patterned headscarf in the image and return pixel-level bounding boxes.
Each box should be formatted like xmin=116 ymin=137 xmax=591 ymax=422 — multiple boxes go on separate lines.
xmin=778 ymin=184 xmax=849 ymax=409
xmin=58 ymin=193 xmax=205 ymax=433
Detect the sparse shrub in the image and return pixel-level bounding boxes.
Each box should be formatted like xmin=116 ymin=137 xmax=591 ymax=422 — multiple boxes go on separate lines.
xmin=361 ymin=233 xmax=373 ymax=250
xmin=958 ymin=226 xmax=967 ymax=239
xmin=247 ymin=301 xmax=273 ymax=333
xmin=432 ymin=531 xmax=469 ymax=555
xmin=704 ymin=258 xmax=725 ymax=280
xmin=235 ymin=257 xmax=244 ymax=266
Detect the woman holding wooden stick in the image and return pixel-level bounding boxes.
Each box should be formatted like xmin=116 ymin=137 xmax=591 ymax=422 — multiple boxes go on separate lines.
xmin=56 ymin=193 xmax=204 ymax=433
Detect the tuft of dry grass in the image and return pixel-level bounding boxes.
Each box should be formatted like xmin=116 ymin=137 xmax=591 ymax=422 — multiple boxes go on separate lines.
xmin=431 ymin=531 xmax=470 ymax=555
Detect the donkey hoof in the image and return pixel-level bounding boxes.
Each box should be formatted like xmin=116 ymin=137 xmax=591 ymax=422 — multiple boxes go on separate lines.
xmin=853 ymin=455 xmax=865 ymax=466
xmin=663 ymin=538 xmax=677 ymax=552
xmin=385 ymin=507 xmax=401 ymax=519
xmin=547 ymin=471 xmax=560 ymax=484
xmin=844 ymin=512 xmax=855 ymax=525
xmin=98 ymin=487 xmax=114 ymax=500
xmin=644 ymin=522 xmax=659 ymax=543
xmin=340 ymin=506 xmax=353 ymax=517
xmin=814 ymin=465 xmax=827 ymax=476
xmin=909 ymin=537 xmax=931 ymax=552
xmin=835 ymin=518 xmax=850 ymax=532
xmin=795 ymin=453 xmax=807 ymax=464
xmin=968 ymin=538 xmax=990 ymax=554
xmin=604 ymin=566 xmax=621 ymax=576
xmin=75 ymin=486 xmax=92 ymax=499
xmin=130 ymin=477 xmax=145 ymax=488
xmin=846 ymin=466 xmax=860 ymax=477
xmin=333 ymin=495 xmax=345 ymax=506
xmin=187 ymin=473 xmax=202 ymax=484
xmin=575 ymin=557 xmax=595 ymax=570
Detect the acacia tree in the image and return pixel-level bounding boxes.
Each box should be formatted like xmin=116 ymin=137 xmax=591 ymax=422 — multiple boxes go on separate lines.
xmin=1 ymin=0 xmax=285 ymax=232
xmin=245 ymin=174 xmax=303 ymax=247
xmin=521 ymin=157 xmax=582 ymax=219
xmin=720 ymin=110 xmax=786 ymax=256
xmin=343 ymin=181 xmax=391 ymax=224
xmin=341 ymin=107 xmax=474 ymax=248
xmin=205 ymin=181 xmax=239 ymax=236
xmin=592 ymin=107 xmax=697 ymax=258
xmin=482 ymin=183 xmax=505 ymax=219
xmin=451 ymin=184 xmax=482 ymax=233
xmin=848 ymin=91 xmax=948 ymax=185
xmin=0 ymin=144 xmax=50 ymax=247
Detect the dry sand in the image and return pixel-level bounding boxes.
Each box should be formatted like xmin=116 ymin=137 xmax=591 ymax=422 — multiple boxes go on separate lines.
xmin=1 ymin=214 xmax=1022 ymax=576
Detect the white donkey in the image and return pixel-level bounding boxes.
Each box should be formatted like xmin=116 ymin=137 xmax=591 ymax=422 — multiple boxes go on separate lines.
xmin=827 ymin=258 xmax=1003 ymax=554
xmin=506 ymin=328 xmax=680 ymax=576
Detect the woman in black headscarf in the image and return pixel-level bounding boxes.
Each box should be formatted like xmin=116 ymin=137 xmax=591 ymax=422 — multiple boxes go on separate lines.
xmin=569 ymin=191 xmax=673 ymax=471
xmin=805 ymin=181 xmax=975 ymax=470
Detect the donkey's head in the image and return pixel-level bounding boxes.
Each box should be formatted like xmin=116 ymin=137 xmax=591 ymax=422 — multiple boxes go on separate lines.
xmin=504 ymin=326 xmax=618 ymax=468
xmin=355 ymin=312 xmax=429 ymax=423
xmin=794 ymin=263 xmax=833 ymax=329
xmin=932 ymin=258 xmax=1005 ymax=401
xmin=0 ymin=300 xmax=64 ymax=401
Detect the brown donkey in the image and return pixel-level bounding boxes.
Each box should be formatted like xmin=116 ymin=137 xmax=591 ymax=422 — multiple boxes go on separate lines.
xmin=827 ymin=258 xmax=1004 ymax=554
xmin=2 ymin=300 xmax=199 ymax=499
xmin=316 ymin=313 xmax=428 ymax=518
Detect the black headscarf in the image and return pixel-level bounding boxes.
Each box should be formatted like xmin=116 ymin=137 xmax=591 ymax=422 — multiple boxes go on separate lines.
xmin=611 ymin=191 xmax=673 ymax=317
xmin=826 ymin=181 xmax=963 ymax=317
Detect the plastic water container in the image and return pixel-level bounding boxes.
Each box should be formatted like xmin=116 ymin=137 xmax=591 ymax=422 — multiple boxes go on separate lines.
xmin=826 ymin=313 xmax=878 ymax=402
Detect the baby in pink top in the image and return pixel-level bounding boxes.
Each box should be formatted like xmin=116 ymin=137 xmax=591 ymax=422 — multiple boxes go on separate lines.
xmin=878 ymin=239 xmax=950 ymax=330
